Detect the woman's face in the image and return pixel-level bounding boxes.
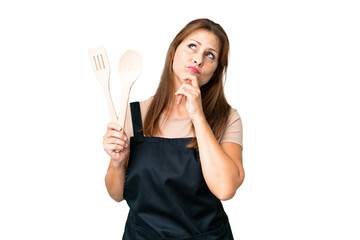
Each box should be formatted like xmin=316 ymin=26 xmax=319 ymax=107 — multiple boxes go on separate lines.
xmin=172 ymin=29 xmax=220 ymax=88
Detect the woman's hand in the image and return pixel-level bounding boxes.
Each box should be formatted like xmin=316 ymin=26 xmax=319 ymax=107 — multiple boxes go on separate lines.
xmin=175 ymin=75 xmax=205 ymax=122
xmin=103 ymin=123 xmax=130 ymax=167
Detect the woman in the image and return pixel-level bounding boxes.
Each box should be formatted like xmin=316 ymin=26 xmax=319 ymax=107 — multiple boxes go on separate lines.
xmin=103 ymin=18 xmax=244 ymax=239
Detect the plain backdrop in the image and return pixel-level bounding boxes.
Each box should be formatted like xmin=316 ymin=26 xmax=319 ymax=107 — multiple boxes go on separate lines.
xmin=0 ymin=0 xmax=359 ymax=239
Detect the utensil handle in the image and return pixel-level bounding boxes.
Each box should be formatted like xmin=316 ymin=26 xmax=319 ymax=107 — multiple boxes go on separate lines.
xmin=117 ymin=86 xmax=130 ymax=130
xmin=114 ymin=86 xmax=130 ymax=153
xmin=104 ymin=86 xmax=117 ymax=122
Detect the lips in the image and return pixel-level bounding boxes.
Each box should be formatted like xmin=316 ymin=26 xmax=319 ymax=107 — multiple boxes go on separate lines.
xmin=187 ymin=66 xmax=200 ymax=74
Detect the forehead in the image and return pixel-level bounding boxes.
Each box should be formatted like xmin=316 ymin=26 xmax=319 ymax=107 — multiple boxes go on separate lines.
xmin=183 ymin=29 xmax=220 ymax=51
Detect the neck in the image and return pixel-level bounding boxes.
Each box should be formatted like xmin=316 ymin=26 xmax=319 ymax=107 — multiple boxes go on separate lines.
xmin=163 ymin=90 xmax=189 ymax=118
xmin=162 ymin=75 xmax=189 ymax=118
xmin=170 ymin=97 xmax=188 ymax=118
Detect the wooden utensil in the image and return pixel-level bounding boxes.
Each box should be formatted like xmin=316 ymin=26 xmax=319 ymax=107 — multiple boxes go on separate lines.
xmin=117 ymin=50 xmax=142 ymax=131
xmin=88 ymin=46 xmax=117 ymax=122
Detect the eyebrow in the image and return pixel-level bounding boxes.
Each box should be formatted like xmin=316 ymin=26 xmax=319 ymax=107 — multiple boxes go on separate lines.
xmin=190 ymin=39 xmax=219 ymax=54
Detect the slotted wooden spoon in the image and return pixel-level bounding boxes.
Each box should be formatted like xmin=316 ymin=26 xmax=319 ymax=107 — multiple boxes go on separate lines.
xmin=117 ymin=50 xmax=142 ymax=131
xmin=88 ymin=46 xmax=117 ymax=122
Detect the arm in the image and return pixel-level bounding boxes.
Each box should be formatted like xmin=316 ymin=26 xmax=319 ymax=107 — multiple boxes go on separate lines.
xmin=104 ymin=159 xmax=127 ymax=202
xmin=103 ymin=123 xmax=130 ymax=202
xmin=175 ymin=76 xmax=244 ymax=200
xmin=193 ymin=118 xmax=244 ymax=200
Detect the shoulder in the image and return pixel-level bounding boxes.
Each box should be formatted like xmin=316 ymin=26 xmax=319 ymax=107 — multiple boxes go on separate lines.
xmin=227 ymin=108 xmax=242 ymax=127
xmin=220 ymin=107 xmax=243 ymax=147
xmin=139 ymin=96 xmax=154 ymax=117
xmin=125 ymin=97 xmax=153 ymax=137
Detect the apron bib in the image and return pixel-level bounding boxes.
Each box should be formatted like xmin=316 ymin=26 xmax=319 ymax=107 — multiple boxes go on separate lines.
xmin=123 ymin=102 xmax=234 ymax=240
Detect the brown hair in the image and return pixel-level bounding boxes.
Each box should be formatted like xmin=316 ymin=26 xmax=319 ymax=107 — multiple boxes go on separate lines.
xmin=143 ymin=18 xmax=231 ymax=148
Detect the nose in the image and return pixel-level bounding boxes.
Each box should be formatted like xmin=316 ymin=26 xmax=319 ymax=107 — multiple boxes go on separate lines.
xmin=193 ymin=55 xmax=203 ymax=67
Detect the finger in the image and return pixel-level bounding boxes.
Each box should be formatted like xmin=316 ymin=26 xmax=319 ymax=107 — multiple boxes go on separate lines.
xmin=190 ymin=76 xmax=199 ymax=87
xmin=105 ymin=137 xmax=128 ymax=146
xmin=107 ymin=122 xmax=122 ymax=131
xmin=175 ymin=86 xmax=197 ymax=99
xmin=104 ymin=143 xmax=126 ymax=152
xmin=177 ymin=94 xmax=184 ymax=104
xmin=175 ymin=82 xmax=200 ymax=105
xmin=181 ymin=83 xmax=201 ymax=96
xmin=106 ymin=130 xmax=128 ymax=140
xmin=182 ymin=75 xmax=199 ymax=87
xmin=175 ymin=92 xmax=189 ymax=105
xmin=177 ymin=82 xmax=199 ymax=92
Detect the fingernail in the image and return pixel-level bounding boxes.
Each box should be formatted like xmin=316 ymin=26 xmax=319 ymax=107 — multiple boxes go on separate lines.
xmin=124 ymin=136 xmax=127 ymax=141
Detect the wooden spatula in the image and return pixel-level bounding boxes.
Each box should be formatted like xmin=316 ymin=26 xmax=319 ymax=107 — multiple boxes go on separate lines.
xmin=88 ymin=46 xmax=117 ymax=122
xmin=117 ymin=50 xmax=142 ymax=131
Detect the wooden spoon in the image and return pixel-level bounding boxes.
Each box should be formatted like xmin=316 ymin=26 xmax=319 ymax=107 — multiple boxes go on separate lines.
xmin=117 ymin=50 xmax=142 ymax=132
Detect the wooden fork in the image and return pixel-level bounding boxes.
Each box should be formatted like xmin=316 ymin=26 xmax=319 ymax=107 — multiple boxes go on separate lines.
xmin=88 ymin=46 xmax=117 ymax=122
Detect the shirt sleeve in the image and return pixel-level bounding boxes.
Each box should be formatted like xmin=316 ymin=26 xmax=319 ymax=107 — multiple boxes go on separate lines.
xmin=219 ymin=108 xmax=243 ymax=148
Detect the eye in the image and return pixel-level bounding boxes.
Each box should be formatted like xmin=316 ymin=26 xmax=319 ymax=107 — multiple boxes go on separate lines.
xmin=206 ymin=52 xmax=215 ymax=59
xmin=188 ymin=43 xmax=196 ymax=49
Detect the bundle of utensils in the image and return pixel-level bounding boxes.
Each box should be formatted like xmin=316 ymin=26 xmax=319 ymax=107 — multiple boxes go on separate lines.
xmin=88 ymin=46 xmax=142 ymax=131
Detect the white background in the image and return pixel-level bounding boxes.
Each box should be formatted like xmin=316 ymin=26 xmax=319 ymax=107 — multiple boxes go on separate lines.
xmin=0 ymin=0 xmax=359 ymax=239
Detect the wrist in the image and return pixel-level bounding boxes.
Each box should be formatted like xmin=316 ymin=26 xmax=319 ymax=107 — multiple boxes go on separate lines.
xmin=111 ymin=159 xmax=127 ymax=170
xmin=191 ymin=114 xmax=207 ymax=125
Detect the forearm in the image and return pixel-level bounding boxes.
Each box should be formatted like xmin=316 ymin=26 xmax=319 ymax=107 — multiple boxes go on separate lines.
xmin=105 ymin=159 xmax=127 ymax=202
xmin=193 ymin=117 xmax=241 ymax=200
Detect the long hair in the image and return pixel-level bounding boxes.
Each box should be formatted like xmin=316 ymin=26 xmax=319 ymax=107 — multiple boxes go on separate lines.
xmin=143 ymin=18 xmax=231 ymax=148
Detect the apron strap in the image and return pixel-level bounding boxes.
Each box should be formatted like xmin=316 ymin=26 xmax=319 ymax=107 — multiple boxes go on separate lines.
xmin=130 ymin=102 xmax=143 ymax=137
